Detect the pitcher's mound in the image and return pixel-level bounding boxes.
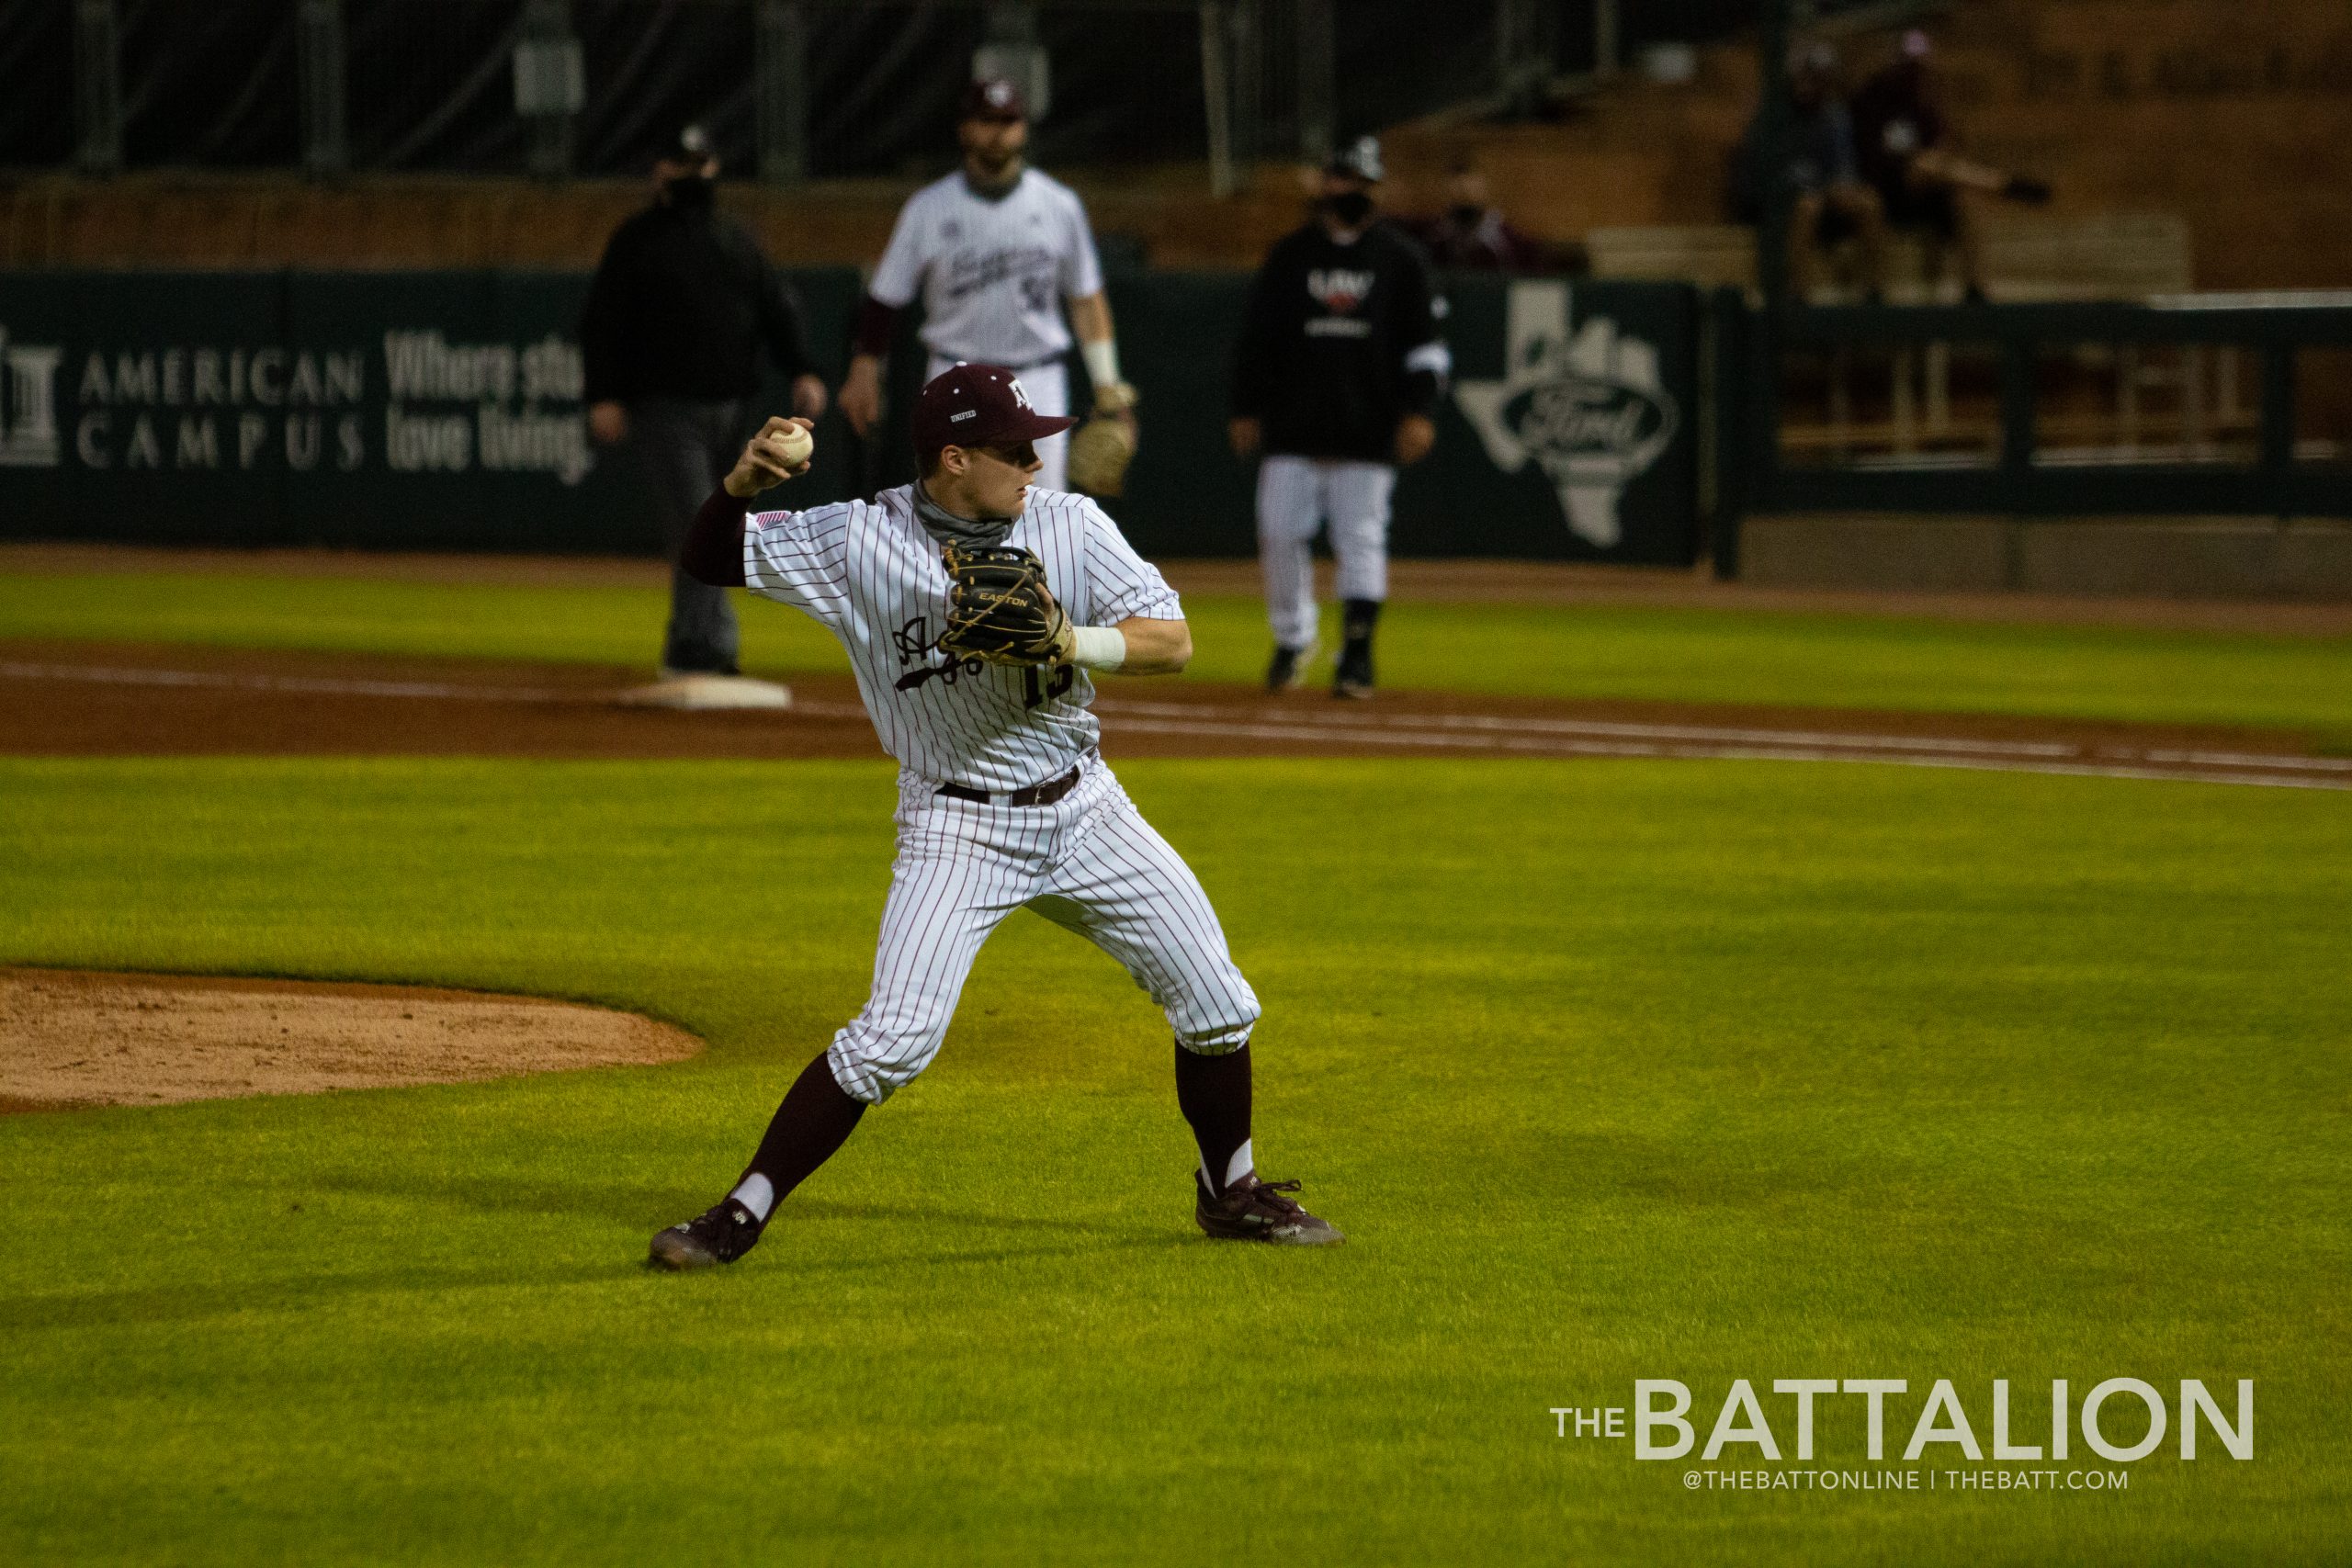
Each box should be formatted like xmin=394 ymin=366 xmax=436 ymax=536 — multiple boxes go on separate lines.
xmin=0 ymin=968 xmax=702 ymax=1110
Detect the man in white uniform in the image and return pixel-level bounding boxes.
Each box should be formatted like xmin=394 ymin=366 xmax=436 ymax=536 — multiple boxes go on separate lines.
xmin=837 ymin=77 xmax=1136 ymax=493
xmin=648 ymin=364 xmax=1340 ymax=1269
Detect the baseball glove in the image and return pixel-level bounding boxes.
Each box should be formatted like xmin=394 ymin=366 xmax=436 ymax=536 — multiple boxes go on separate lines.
xmin=938 ymin=543 xmax=1075 ymax=666
xmin=1066 ymin=382 xmax=1139 ymax=498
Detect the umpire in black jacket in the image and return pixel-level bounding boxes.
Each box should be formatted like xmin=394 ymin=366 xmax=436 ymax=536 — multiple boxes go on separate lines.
xmin=1230 ymin=137 xmax=1446 ymax=699
xmin=582 ymin=125 xmax=828 ymax=680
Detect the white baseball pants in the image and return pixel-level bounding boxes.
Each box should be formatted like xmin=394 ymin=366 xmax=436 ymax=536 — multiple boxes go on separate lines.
xmin=926 ymin=355 xmax=1072 ymax=493
xmin=1255 ymin=454 xmax=1396 ymax=651
xmin=827 ymin=754 xmax=1261 ymax=1104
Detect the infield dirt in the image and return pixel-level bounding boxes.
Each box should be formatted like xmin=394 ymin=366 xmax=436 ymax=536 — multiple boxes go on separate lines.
xmin=5 ymin=637 xmax=2345 ymax=789
xmin=10 ymin=543 xmax=2351 ymax=636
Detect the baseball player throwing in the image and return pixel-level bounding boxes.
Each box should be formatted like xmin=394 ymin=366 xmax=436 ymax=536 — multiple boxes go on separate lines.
xmin=648 ymin=363 xmax=1340 ymax=1269
xmin=836 ymin=77 xmax=1136 ymax=494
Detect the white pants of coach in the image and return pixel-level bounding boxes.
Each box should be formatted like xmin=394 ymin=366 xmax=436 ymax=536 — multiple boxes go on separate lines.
xmin=826 ymin=754 xmax=1261 ymax=1104
xmin=1256 ymin=454 xmax=1396 ymax=652
xmin=926 ymin=355 xmax=1073 ymax=493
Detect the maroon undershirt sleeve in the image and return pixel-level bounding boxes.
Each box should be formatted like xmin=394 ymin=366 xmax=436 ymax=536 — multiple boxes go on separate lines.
xmin=853 ymin=295 xmax=899 ymax=359
xmin=680 ymin=486 xmax=752 ymax=589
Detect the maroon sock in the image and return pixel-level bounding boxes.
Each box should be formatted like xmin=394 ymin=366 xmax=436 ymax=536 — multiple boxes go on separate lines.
xmin=1174 ymin=1041 xmax=1252 ymax=1196
xmin=735 ymin=1051 xmax=866 ymax=1224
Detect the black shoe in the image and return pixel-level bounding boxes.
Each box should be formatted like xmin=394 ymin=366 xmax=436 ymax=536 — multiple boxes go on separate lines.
xmin=1265 ymin=643 xmax=1312 ymax=693
xmin=1194 ymin=1172 xmax=1345 ymax=1246
xmin=1332 ymin=641 xmax=1374 ymax=699
xmin=648 ymin=1199 xmax=762 ymax=1271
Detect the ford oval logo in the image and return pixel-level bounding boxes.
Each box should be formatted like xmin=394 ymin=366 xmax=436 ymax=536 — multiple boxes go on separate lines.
xmin=1503 ymin=374 xmax=1677 ymax=466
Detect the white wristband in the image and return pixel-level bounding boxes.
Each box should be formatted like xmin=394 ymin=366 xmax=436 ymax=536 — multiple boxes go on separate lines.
xmin=1069 ymin=625 xmax=1126 ymax=671
xmin=1081 ymin=337 xmax=1123 ymax=391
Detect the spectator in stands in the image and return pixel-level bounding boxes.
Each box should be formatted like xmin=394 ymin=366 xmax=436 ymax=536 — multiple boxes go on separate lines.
xmin=582 ymin=125 xmax=828 ymax=686
xmin=1728 ymin=42 xmax=1886 ymax=299
xmin=1849 ymin=29 xmax=2052 ymax=302
xmin=1396 ymin=159 xmax=1578 ymax=274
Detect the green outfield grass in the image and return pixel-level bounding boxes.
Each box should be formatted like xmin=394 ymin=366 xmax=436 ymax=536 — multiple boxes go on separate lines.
xmin=6 ymin=568 xmax=2352 ymax=738
xmin=3 ymin=756 xmax=2346 ymax=1564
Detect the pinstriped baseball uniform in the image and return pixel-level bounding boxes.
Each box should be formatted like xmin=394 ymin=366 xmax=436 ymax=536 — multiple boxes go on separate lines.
xmin=743 ymin=483 xmax=1261 ymax=1103
xmin=1257 ymin=457 xmax=1396 ymax=651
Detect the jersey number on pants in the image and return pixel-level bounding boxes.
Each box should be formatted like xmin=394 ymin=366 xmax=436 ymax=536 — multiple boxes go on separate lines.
xmin=1023 ymin=664 xmax=1076 ymax=709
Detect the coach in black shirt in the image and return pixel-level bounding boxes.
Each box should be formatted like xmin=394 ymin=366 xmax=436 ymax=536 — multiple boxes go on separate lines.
xmin=582 ymin=125 xmax=827 ymax=681
xmin=1230 ymin=136 xmax=1446 ymax=698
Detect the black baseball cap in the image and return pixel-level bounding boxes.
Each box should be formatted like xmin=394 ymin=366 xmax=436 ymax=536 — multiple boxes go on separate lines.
xmin=961 ymin=76 xmax=1027 ymax=123
xmin=911 ymin=363 xmax=1075 ymax=457
xmin=1327 ymin=134 xmax=1385 ymax=183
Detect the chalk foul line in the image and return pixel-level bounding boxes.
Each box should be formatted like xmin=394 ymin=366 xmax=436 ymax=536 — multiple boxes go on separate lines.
xmin=4 ymin=660 xmax=2344 ymax=790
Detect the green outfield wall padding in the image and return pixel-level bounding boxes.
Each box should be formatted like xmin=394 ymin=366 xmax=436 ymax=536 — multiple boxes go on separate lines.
xmin=0 ymin=269 xmax=1700 ymax=564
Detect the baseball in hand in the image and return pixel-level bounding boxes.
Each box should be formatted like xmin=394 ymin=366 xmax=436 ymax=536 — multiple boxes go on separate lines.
xmin=727 ymin=417 xmax=819 ymax=497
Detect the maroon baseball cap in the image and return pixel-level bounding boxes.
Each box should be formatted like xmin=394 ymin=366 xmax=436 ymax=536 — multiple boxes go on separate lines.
xmin=910 ymin=363 xmax=1076 ymax=457
xmin=961 ymin=76 xmax=1027 ymax=123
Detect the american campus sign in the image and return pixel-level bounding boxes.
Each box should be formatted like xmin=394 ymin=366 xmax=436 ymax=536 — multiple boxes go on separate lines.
xmin=6 ymin=331 xmax=590 ymax=485
xmin=0 ymin=271 xmax=646 ymax=552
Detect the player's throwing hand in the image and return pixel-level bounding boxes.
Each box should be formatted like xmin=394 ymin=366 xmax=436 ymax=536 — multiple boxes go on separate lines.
xmin=723 ymin=417 xmax=815 ymax=498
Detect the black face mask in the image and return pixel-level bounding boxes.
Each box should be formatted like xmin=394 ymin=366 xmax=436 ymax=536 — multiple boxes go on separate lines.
xmin=1448 ymin=202 xmax=1485 ymax=228
xmin=1324 ymin=190 xmax=1374 ymax=227
xmin=664 ymin=174 xmax=716 ymax=209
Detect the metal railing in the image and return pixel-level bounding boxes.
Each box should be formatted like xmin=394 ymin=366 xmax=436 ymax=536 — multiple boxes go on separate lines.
xmin=1713 ymin=295 xmax=2352 ymax=573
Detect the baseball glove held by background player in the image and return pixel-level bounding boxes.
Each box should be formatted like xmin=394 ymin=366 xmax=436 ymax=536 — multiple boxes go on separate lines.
xmin=938 ymin=544 xmax=1076 ymax=666
xmin=1066 ymin=383 xmax=1139 ymax=498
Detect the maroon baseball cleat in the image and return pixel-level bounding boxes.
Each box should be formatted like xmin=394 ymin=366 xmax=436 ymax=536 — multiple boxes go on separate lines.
xmin=1194 ymin=1172 xmax=1345 ymax=1246
xmin=648 ymin=1199 xmax=763 ymax=1270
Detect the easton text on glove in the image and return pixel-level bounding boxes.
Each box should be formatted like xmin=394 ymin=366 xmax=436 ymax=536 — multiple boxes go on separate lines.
xmin=937 ymin=544 xmax=1077 ymax=666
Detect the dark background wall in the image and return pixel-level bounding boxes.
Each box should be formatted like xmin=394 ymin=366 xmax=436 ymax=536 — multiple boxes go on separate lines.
xmin=0 ymin=267 xmax=1702 ymax=563
xmin=0 ymin=0 xmax=1802 ymax=179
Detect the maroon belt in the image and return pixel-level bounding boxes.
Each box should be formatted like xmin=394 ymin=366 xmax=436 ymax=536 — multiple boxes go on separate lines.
xmin=935 ymin=760 xmax=1085 ymax=808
